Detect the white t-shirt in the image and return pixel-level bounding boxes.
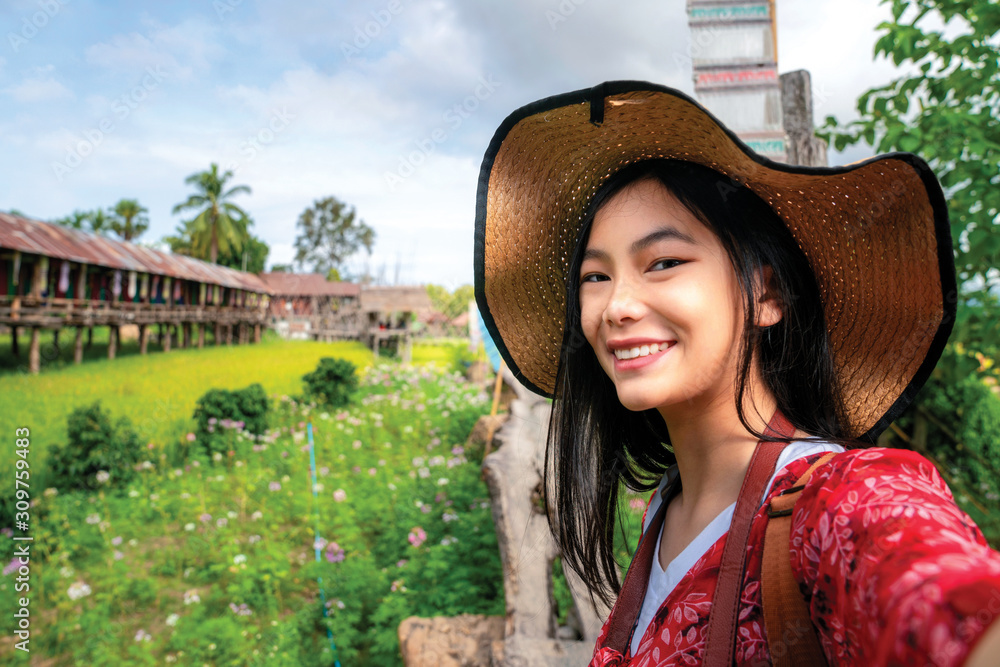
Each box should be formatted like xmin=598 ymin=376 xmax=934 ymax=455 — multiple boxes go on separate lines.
xmin=629 ymin=440 xmax=846 ymax=656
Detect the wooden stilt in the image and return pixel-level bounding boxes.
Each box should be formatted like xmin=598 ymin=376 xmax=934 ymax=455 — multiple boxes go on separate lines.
xmin=183 ymin=322 xmax=191 ymax=348
xmin=74 ymin=327 xmax=83 ymax=364
xmin=163 ymin=324 xmax=171 ymax=352
xmin=108 ymin=326 xmax=117 ymax=360
xmin=254 ymin=323 xmax=261 ymax=344
xmin=215 ymin=322 xmax=221 ymax=345
xmin=52 ymin=329 xmax=60 ymax=349
xmin=29 ymin=328 xmax=40 ymax=374
xmin=87 ymin=327 xmax=93 ymax=348
xmin=197 ymin=323 xmax=205 ymax=348
xmin=139 ymin=324 xmax=148 ymax=355
xmin=11 ymin=326 xmax=18 ymax=357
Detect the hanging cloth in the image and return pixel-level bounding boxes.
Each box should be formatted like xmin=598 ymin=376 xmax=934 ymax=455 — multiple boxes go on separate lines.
xmin=39 ymin=257 xmax=49 ymax=297
xmin=140 ymin=273 xmax=149 ymax=300
xmin=163 ymin=277 xmax=172 ymax=303
xmin=112 ymin=270 xmax=122 ymax=298
xmin=127 ymin=271 xmax=137 ymax=300
xmin=58 ymin=260 xmax=71 ymax=294
xmin=173 ymin=279 xmax=182 ymax=302
xmin=151 ymin=275 xmax=160 ymax=302
xmin=199 ymin=283 xmax=206 ymax=305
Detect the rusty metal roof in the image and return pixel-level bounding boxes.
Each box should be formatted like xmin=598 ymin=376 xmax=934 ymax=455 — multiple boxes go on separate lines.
xmin=0 ymin=212 xmax=271 ymax=292
xmin=258 ymin=272 xmax=360 ymax=297
xmin=359 ymin=286 xmax=432 ymax=313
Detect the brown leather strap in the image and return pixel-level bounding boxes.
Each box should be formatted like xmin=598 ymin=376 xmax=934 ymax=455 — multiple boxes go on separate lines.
xmin=761 ymin=452 xmax=836 ymax=666
xmin=598 ymin=410 xmax=795 ymax=660
xmin=601 ymin=483 xmax=672 ymax=653
xmin=702 ymin=409 xmax=795 ymax=667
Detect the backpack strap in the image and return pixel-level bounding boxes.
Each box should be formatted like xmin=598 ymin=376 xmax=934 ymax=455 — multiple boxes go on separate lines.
xmin=761 ymin=452 xmax=836 ymax=666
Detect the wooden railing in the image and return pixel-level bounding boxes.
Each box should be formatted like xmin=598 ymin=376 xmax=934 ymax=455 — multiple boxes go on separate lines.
xmin=0 ymin=295 xmax=267 ymax=327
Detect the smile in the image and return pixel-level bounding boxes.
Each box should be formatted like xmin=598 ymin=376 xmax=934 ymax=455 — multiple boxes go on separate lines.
xmin=613 ymin=342 xmax=673 ymax=360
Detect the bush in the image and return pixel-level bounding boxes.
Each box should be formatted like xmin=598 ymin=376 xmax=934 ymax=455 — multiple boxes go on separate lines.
xmin=302 ymin=357 xmax=358 ymax=407
xmin=46 ymin=400 xmax=143 ymax=491
xmin=192 ymin=383 xmax=271 ymax=456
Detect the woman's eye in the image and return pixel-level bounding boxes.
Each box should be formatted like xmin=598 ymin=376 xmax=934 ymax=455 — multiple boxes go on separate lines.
xmin=651 ymin=259 xmax=683 ymax=271
xmin=580 ymin=273 xmax=608 ymax=284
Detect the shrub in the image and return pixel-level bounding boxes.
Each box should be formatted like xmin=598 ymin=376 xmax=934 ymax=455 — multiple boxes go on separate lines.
xmin=192 ymin=383 xmax=271 ymax=456
xmin=302 ymin=357 xmax=358 ymax=407
xmin=46 ymin=401 xmax=143 ymax=491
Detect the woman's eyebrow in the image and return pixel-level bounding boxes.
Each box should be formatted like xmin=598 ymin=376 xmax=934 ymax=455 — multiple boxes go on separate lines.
xmin=582 ymin=226 xmax=699 ymax=262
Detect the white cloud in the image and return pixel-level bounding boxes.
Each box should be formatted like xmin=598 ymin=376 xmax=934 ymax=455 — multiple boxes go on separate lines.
xmin=84 ymin=17 xmax=224 ymax=81
xmin=3 ymin=74 xmax=73 ymax=102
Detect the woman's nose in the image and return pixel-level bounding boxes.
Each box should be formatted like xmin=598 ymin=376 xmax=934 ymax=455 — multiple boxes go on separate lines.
xmin=603 ymin=278 xmax=645 ymax=325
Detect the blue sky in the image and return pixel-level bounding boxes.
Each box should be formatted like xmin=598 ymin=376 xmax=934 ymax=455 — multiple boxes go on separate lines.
xmin=0 ymin=0 xmax=904 ymax=287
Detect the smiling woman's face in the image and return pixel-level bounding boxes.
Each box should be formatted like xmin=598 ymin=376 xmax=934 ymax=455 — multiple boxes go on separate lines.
xmin=578 ymin=176 xmax=759 ymax=418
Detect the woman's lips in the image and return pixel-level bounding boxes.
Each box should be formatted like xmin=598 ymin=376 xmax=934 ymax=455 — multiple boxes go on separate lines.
xmin=612 ymin=341 xmax=674 ymax=371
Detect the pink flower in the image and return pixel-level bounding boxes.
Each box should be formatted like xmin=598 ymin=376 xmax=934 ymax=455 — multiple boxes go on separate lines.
xmin=199 ymin=513 xmax=212 ymax=523
xmin=269 ymin=482 xmax=281 ymax=492
xmin=325 ymin=542 xmax=345 ymax=563
xmin=333 ymin=489 xmax=347 ymax=502
xmin=186 ymin=433 xmax=196 ymax=442
xmin=408 ymin=527 xmax=427 ymax=548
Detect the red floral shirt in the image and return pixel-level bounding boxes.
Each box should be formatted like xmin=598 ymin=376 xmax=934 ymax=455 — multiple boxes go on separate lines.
xmin=590 ymin=448 xmax=1000 ymax=666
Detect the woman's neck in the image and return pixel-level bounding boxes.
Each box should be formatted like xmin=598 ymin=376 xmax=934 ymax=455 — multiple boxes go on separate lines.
xmin=656 ymin=387 xmax=806 ymax=520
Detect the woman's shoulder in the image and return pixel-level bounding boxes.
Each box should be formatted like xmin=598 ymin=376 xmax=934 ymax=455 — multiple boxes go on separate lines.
xmin=775 ymin=445 xmax=947 ymax=491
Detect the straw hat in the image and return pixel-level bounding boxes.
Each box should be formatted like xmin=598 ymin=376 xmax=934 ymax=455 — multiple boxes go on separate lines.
xmin=474 ymin=81 xmax=956 ymax=441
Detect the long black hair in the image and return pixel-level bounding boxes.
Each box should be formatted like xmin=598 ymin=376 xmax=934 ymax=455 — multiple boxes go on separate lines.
xmin=545 ymin=159 xmax=850 ymax=606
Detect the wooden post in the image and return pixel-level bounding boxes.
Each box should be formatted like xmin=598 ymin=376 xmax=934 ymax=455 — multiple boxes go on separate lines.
xmin=163 ymin=323 xmax=171 ymax=352
xmin=139 ymin=324 xmax=148 ymax=355
xmin=87 ymin=327 xmax=93 ymax=348
xmin=28 ymin=328 xmax=40 ymax=374
xmin=214 ymin=322 xmax=221 ymax=345
xmin=74 ymin=327 xmax=83 ymax=364
xmin=107 ymin=326 xmax=117 ymax=360
xmin=197 ymin=323 xmax=205 ymax=348
xmin=225 ymin=324 xmax=232 ymax=345
xmin=183 ymin=322 xmax=191 ymax=348
xmin=76 ymin=263 xmax=87 ymax=302
xmin=52 ymin=329 xmax=60 ymax=349
xmin=11 ymin=326 xmax=18 ymax=356
xmin=254 ymin=323 xmax=261 ymax=344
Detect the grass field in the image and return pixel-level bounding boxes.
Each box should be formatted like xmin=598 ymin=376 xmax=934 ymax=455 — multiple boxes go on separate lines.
xmin=0 ymin=327 xmax=376 ymax=474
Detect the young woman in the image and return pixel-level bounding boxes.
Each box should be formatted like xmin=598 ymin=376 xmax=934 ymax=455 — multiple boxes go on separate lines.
xmin=474 ymin=82 xmax=1000 ymax=666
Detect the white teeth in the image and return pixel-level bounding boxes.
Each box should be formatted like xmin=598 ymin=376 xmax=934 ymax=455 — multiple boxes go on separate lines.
xmin=614 ymin=343 xmax=670 ymax=360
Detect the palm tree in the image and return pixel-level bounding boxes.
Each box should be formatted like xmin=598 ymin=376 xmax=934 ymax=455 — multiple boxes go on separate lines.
xmin=171 ymin=163 xmax=252 ymax=263
xmin=108 ymin=199 xmax=150 ymax=242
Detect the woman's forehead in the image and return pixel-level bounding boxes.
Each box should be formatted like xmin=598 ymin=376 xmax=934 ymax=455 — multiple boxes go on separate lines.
xmin=587 ymin=178 xmax=714 ymax=248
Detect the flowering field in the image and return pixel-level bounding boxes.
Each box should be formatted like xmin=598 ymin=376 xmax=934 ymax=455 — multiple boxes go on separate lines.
xmin=0 ymin=360 xmax=502 ymax=665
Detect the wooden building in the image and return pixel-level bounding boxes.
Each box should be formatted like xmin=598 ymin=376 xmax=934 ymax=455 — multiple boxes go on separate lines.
xmin=0 ymin=212 xmax=271 ymax=373
xmin=257 ymin=272 xmax=360 ymax=340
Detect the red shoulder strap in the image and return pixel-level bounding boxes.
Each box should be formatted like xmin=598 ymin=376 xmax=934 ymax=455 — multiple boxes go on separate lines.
xmin=760 ymin=451 xmax=836 ymax=666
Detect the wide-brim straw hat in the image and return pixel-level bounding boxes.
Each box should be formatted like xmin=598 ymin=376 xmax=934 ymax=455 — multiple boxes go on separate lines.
xmin=474 ymin=80 xmax=956 ymax=441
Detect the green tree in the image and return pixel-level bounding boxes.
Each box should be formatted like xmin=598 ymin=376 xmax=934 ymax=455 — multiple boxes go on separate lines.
xmin=269 ymin=263 xmax=293 ymax=273
xmin=52 ymin=209 xmax=111 ymax=235
xmin=821 ymin=0 xmax=999 ymax=376
xmin=822 ymin=0 xmax=1000 ymax=542
xmin=217 ymin=232 xmax=270 ymax=274
xmin=427 ymin=284 xmax=474 ymax=320
xmin=108 ymin=198 xmax=150 ymax=242
xmin=293 ymin=196 xmax=375 ymax=277
xmin=172 ymin=163 xmax=252 ymax=263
